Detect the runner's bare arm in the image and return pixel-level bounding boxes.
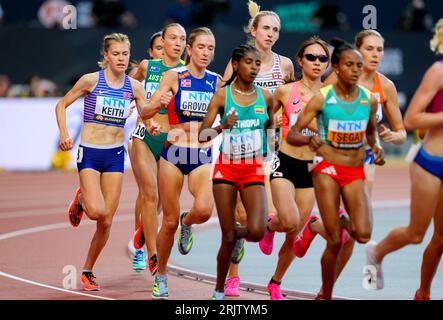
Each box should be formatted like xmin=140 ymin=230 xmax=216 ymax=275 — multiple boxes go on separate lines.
xmin=404 ymin=62 xmax=443 ymax=130
xmin=287 ymin=93 xmax=324 ymax=148
xmin=140 ymin=69 xmax=178 ymax=120
xmin=130 ymin=59 xmax=149 ymax=82
xmin=55 ymin=73 xmax=97 ymax=151
xmin=199 ymin=88 xmax=227 ymax=142
xmin=379 ymin=77 xmax=406 ymax=144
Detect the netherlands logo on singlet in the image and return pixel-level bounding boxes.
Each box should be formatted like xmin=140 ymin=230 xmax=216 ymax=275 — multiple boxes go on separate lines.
xmin=168 ymin=66 xmax=219 ymax=124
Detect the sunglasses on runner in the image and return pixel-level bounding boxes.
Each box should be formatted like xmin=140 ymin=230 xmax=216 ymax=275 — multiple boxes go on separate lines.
xmin=304 ymin=53 xmax=329 ymax=63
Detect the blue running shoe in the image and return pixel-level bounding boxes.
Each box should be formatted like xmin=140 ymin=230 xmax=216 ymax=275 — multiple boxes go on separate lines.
xmin=178 ymin=212 xmax=193 ymax=255
xmin=152 ymin=275 xmax=169 ymax=299
xmin=211 ymin=291 xmax=225 ymax=300
xmin=132 ymin=249 xmax=146 ymax=272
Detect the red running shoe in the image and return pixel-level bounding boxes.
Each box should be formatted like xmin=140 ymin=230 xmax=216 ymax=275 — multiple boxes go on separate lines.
xmin=414 ymin=290 xmax=430 ymax=300
xmin=293 ymin=215 xmax=318 ymax=258
xmin=68 ymin=187 xmax=84 ymax=227
xmin=133 ymin=224 xmax=145 ymax=250
xmin=149 ymin=254 xmax=158 ymax=276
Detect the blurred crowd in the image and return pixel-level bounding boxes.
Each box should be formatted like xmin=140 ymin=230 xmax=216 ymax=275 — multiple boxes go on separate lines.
xmin=0 ymin=0 xmax=436 ymax=98
xmin=0 ymin=74 xmax=61 ymax=97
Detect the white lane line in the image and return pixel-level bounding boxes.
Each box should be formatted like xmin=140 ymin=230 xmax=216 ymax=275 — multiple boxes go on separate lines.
xmin=0 ymin=271 xmax=115 ymax=300
xmin=0 ymin=199 xmax=409 ymax=300
xmin=0 ymin=202 xmax=136 ymax=219
xmin=0 ymin=215 xmax=134 ymax=300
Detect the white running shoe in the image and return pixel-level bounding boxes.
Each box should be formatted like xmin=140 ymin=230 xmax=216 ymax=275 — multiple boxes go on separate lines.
xmin=127 ymin=238 xmax=136 ymax=259
xmin=364 ymin=240 xmax=384 ymax=290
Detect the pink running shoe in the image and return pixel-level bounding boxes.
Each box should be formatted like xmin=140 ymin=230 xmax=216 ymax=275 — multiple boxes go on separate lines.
xmin=293 ymin=215 xmax=318 ymax=258
xmin=267 ymin=282 xmax=284 ymax=300
xmin=258 ymin=215 xmax=275 ymax=255
xmin=225 ymin=276 xmax=240 ymax=297
xmin=339 ymin=209 xmax=349 ymax=248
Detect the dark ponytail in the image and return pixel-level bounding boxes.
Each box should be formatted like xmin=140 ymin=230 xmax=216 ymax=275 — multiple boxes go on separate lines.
xmin=223 ymin=44 xmax=260 ymax=87
xmin=329 ymin=37 xmax=355 ymax=65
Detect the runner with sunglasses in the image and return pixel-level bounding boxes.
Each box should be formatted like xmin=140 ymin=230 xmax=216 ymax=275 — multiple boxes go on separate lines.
xmin=265 ymin=37 xmax=330 ymax=299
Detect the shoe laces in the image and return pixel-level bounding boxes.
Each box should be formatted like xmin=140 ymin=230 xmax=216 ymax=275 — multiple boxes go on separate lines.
xmin=181 ymin=223 xmax=191 ymax=239
xmin=135 ymin=250 xmax=145 ymax=262
xmin=84 ymin=272 xmax=97 ymax=285
xmin=226 ymin=277 xmax=239 ymax=288
xmin=149 ymin=254 xmax=158 ymax=266
xmin=155 ymin=276 xmax=168 ymax=290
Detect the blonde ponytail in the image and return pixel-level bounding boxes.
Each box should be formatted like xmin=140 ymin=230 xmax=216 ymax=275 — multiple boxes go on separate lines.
xmin=430 ymin=18 xmax=443 ymax=55
xmin=244 ymin=0 xmax=280 ymax=39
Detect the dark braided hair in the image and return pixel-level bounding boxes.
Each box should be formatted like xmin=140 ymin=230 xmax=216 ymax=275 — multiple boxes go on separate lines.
xmin=224 ymin=44 xmax=260 ymax=87
xmin=329 ymin=37 xmax=357 ymax=65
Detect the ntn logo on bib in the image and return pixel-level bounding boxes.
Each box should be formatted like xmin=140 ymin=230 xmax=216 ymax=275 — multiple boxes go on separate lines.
xmin=222 ymin=129 xmax=263 ymax=159
xmin=94 ymin=96 xmax=131 ymax=124
xmin=327 ymin=119 xmax=367 ymax=147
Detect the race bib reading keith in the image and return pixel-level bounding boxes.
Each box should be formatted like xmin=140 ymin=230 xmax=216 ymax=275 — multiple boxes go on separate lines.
xmin=327 ymin=119 xmax=367 ymax=149
xmin=94 ymin=96 xmax=131 ymax=125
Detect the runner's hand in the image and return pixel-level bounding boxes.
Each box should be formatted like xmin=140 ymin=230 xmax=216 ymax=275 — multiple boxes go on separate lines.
xmin=148 ymin=120 xmax=161 ymax=136
xmin=160 ymin=91 xmax=173 ymax=109
xmin=222 ymin=109 xmax=238 ymax=129
xmin=308 ymin=135 xmax=324 ymax=152
xmin=370 ymin=144 xmax=385 ymax=166
xmin=59 ymin=135 xmax=73 ymax=151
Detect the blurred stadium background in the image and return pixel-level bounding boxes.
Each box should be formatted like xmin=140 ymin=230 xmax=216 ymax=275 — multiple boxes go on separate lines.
xmin=1 ymin=0 xmax=442 ymax=170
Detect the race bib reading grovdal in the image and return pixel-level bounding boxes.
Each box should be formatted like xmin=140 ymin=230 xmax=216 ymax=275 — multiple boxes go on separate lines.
xmin=222 ymin=129 xmax=263 ymax=160
xmin=327 ymin=119 xmax=368 ymax=149
xmin=94 ymin=96 xmax=131 ymax=125
xmin=179 ymin=91 xmax=213 ymax=118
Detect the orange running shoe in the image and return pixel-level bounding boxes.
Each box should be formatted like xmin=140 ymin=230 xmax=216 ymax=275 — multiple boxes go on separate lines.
xmin=68 ymin=187 xmax=84 ymax=227
xmin=149 ymin=254 xmax=158 ymax=276
xmin=81 ymin=272 xmax=100 ymax=291
xmin=133 ymin=224 xmax=145 ymax=250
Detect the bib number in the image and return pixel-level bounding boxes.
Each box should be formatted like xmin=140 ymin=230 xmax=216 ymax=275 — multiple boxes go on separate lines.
xmin=132 ymin=123 xmax=146 ymax=140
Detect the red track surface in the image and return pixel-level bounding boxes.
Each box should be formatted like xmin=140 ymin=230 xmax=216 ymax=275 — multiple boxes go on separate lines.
xmin=0 ymin=162 xmax=410 ymax=300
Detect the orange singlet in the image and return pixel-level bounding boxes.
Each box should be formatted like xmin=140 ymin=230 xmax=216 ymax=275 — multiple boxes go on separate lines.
xmin=371 ymin=72 xmax=385 ymax=123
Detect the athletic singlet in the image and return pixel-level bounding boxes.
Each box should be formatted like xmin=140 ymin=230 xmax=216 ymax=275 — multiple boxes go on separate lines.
xmin=371 ymin=72 xmax=385 ymax=123
xmin=84 ymin=70 xmax=134 ymax=128
xmin=281 ymin=81 xmax=316 ymax=139
xmin=168 ymin=66 xmax=219 ymax=124
xmin=253 ymin=52 xmax=285 ymax=94
xmin=318 ymin=85 xmax=372 ymax=149
xmin=220 ymin=85 xmax=269 ymax=160
xmin=144 ymin=59 xmax=184 ymax=115
xmin=427 ymin=60 xmax=443 ymax=113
